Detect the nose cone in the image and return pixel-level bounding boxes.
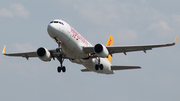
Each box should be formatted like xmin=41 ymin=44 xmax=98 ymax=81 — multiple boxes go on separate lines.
xmin=47 ymin=24 xmax=54 ymax=33
xmin=47 ymin=24 xmax=56 ymax=37
xmin=47 ymin=23 xmax=59 ymax=35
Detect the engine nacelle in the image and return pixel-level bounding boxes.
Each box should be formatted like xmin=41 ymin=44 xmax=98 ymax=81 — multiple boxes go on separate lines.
xmin=37 ymin=47 xmax=51 ymax=61
xmin=94 ymin=44 xmax=109 ymax=58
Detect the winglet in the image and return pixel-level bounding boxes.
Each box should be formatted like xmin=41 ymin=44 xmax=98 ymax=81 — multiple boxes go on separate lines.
xmin=2 ymin=45 xmax=6 ymax=54
xmin=174 ymin=35 xmax=178 ymax=44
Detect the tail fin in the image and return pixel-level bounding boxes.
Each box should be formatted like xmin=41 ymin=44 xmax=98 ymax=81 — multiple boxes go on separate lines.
xmin=106 ymin=36 xmax=113 ymax=63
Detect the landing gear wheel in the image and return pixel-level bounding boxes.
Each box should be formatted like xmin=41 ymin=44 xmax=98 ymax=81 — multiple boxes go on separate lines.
xmin=95 ymin=65 xmax=99 ymax=70
xmin=57 ymin=67 xmax=61 ymax=73
xmin=62 ymin=66 xmax=66 ymax=72
xmin=100 ymin=64 xmax=103 ymax=70
xmin=95 ymin=64 xmax=103 ymax=70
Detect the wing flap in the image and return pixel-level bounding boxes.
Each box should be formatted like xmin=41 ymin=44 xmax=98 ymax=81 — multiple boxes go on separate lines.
xmin=111 ymin=66 xmax=141 ymax=70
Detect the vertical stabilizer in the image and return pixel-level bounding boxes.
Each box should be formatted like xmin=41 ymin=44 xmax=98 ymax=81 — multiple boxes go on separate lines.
xmin=106 ymin=36 xmax=113 ymax=63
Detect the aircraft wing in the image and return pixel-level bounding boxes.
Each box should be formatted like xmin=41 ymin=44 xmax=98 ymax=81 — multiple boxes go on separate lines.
xmin=2 ymin=45 xmax=67 ymax=59
xmin=83 ymin=35 xmax=178 ymax=55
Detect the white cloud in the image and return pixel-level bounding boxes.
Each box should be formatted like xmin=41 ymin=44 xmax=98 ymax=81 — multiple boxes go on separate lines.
xmin=148 ymin=21 xmax=173 ymax=31
xmin=0 ymin=8 xmax=14 ymax=18
xmin=115 ymin=29 xmax=137 ymax=43
xmin=10 ymin=3 xmax=30 ymax=19
xmin=13 ymin=43 xmax=35 ymax=52
xmin=59 ymin=0 xmax=177 ymax=42
xmin=172 ymin=15 xmax=180 ymax=22
xmin=72 ymin=1 xmax=119 ymax=26
xmin=0 ymin=3 xmax=30 ymax=18
xmin=70 ymin=1 xmax=168 ymax=29
xmin=80 ymin=5 xmax=119 ymax=25
xmin=147 ymin=21 xmax=174 ymax=37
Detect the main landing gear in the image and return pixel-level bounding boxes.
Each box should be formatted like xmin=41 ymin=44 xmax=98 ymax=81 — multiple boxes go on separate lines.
xmin=57 ymin=66 xmax=66 ymax=73
xmin=55 ymin=40 xmax=66 ymax=73
xmin=95 ymin=57 xmax=103 ymax=70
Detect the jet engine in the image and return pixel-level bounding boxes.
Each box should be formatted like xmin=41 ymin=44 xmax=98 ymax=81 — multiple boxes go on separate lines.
xmin=37 ymin=47 xmax=51 ymax=61
xmin=94 ymin=44 xmax=109 ymax=58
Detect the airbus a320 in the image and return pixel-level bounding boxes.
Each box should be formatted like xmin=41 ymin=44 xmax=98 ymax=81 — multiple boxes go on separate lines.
xmin=2 ymin=19 xmax=178 ymax=74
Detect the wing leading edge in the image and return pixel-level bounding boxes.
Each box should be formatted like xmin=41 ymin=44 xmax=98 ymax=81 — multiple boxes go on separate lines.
xmin=83 ymin=35 xmax=178 ymax=55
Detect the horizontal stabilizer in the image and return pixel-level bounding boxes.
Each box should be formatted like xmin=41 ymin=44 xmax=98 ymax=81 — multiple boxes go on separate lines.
xmin=81 ymin=69 xmax=92 ymax=72
xmin=111 ymin=66 xmax=141 ymax=70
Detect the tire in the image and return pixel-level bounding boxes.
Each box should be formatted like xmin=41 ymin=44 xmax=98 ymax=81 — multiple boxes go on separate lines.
xmin=62 ymin=66 xmax=66 ymax=72
xmin=100 ymin=64 xmax=103 ymax=70
xmin=95 ymin=65 xmax=99 ymax=70
xmin=57 ymin=67 xmax=61 ymax=73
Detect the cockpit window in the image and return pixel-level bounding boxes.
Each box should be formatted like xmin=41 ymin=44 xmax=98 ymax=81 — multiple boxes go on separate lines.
xmin=50 ymin=21 xmax=64 ymax=25
xmin=59 ymin=22 xmax=64 ymax=25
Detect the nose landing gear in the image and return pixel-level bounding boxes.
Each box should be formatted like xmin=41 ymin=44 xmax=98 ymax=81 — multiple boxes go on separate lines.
xmin=56 ymin=41 xmax=62 ymax=52
xmin=57 ymin=55 xmax=66 ymax=73
xmin=55 ymin=39 xmax=66 ymax=73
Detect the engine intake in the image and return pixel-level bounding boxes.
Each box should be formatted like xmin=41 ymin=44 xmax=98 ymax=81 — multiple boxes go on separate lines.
xmin=94 ymin=44 xmax=109 ymax=57
xmin=37 ymin=47 xmax=51 ymax=61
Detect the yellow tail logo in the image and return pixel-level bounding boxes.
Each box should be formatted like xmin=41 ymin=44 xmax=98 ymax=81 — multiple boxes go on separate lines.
xmin=106 ymin=36 xmax=113 ymax=63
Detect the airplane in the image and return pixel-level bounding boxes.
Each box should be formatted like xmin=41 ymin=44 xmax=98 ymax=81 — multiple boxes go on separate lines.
xmin=2 ymin=19 xmax=178 ymax=74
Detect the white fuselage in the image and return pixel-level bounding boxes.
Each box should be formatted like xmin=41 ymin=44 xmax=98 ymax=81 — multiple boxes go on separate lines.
xmin=47 ymin=19 xmax=114 ymax=74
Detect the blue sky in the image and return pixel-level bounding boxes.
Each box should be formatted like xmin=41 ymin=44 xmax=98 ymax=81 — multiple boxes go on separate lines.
xmin=0 ymin=0 xmax=180 ymax=101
